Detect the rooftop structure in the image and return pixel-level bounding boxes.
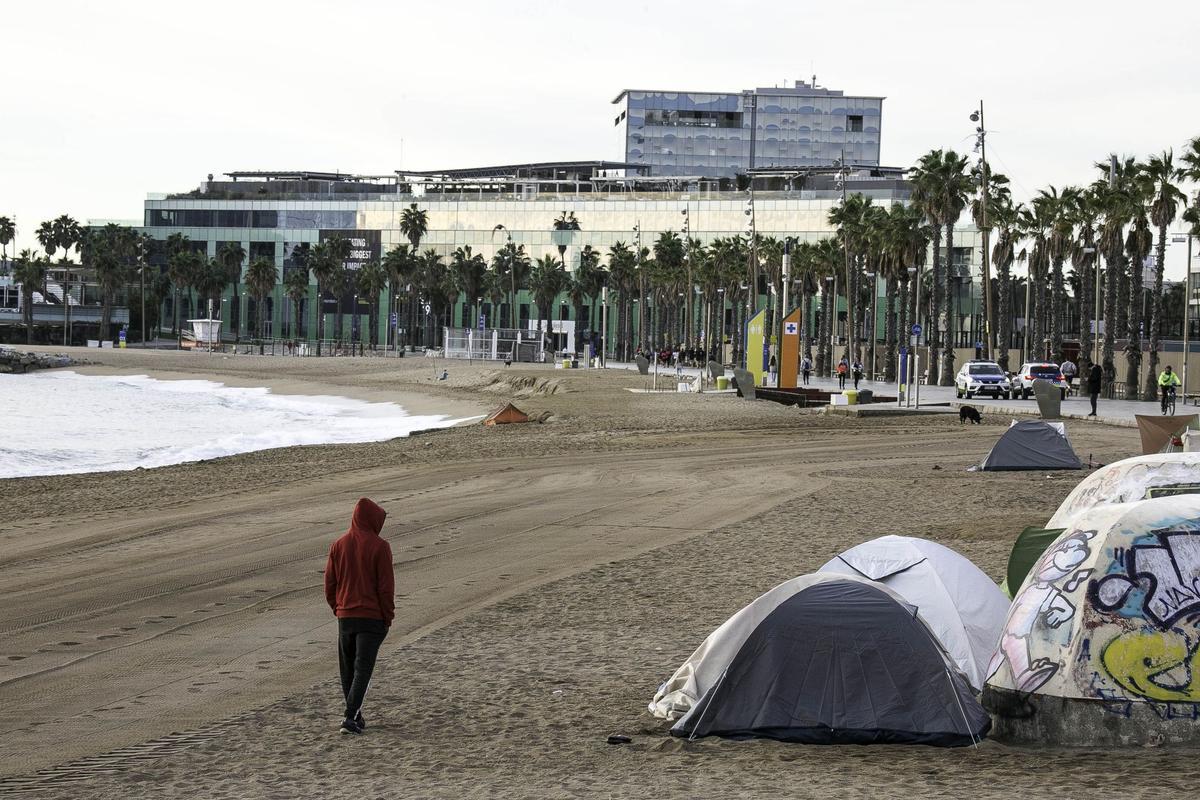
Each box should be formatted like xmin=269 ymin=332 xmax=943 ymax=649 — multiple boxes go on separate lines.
xmin=613 ymin=79 xmax=884 ymax=178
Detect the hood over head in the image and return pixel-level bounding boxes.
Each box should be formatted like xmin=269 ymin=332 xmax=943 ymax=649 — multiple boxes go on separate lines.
xmin=349 ymin=497 xmax=387 ymax=536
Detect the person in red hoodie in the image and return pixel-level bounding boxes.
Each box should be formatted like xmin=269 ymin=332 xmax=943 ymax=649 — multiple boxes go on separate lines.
xmin=324 ymin=497 xmax=394 ymax=735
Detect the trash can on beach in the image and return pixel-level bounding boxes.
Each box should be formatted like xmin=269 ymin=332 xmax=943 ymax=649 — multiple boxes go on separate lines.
xmin=716 ymin=376 xmax=730 ymax=390
xmin=845 ymin=389 xmax=859 ymax=405
xmin=858 ymin=389 xmax=873 ymax=404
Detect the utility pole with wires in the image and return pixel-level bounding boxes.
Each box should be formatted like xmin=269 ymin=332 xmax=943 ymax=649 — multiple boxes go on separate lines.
xmin=971 ymin=101 xmax=994 ymax=362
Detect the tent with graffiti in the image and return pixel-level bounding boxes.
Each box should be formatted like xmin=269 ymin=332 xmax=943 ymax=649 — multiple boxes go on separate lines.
xmin=973 ymin=420 xmax=1082 ymax=471
xmin=1047 ymin=452 xmax=1200 ymax=529
xmin=984 ymin=495 xmax=1200 ymax=746
xmin=650 ymin=573 xmax=991 ymax=746
xmin=817 ymin=535 xmax=1010 ymax=692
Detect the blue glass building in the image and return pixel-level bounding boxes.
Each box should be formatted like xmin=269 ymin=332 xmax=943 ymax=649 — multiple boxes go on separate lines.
xmin=613 ymin=80 xmax=883 ymax=177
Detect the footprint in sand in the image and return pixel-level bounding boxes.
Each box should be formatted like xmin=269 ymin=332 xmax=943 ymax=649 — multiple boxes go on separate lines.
xmin=58 ymin=641 xmax=80 ymax=646
xmin=193 ymin=609 xmax=210 ymax=614
xmin=7 ymin=655 xmax=25 ymax=661
xmin=97 ymin=634 xmax=121 ymax=640
xmin=119 ymin=626 xmax=137 ymax=631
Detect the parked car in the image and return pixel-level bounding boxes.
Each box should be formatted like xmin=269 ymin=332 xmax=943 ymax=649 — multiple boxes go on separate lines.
xmin=955 ymin=360 xmax=1011 ymax=399
xmin=1011 ymin=362 xmax=1067 ymax=400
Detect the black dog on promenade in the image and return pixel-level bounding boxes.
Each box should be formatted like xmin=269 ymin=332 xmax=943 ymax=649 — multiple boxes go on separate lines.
xmin=959 ymin=405 xmax=982 ymax=425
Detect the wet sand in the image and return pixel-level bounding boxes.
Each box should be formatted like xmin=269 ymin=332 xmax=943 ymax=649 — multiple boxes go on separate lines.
xmin=2 ymin=348 xmax=1184 ymax=798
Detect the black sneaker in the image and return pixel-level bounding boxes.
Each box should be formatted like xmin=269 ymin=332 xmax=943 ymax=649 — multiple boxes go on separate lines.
xmin=355 ymin=713 xmax=366 ymax=731
xmin=340 ymin=718 xmax=363 ymax=735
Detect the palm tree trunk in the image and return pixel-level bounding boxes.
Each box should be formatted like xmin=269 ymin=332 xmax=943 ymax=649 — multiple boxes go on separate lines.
xmin=939 ymin=222 xmax=956 ymax=386
xmin=1144 ymin=225 xmax=1168 ymax=400
xmin=1102 ymin=252 xmax=1120 ymax=389
xmin=929 ymin=226 xmax=943 ymax=384
xmin=1049 ymin=255 xmax=1064 ymax=364
xmin=884 ymin=274 xmax=898 ymax=382
xmin=1124 ymin=251 xmax=1142 ymax=400
xmin=1078 ymin=259 xmax=1093 ymax=375
xmin=316 ymin=283 xmax=324 ymax=356
xmin=997 ymin=260 xmax=1012 ymax=371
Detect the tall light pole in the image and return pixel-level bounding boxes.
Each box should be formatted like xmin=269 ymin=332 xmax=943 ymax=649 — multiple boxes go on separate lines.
xmin=681 ymin=206 xmax=691 ymax=347
xmin=744 ymin=190 xmax=756 ymax=370
xmin=1176 ymin=234 xmax=1194 ymax=404
xmin=835 ymin=149 xmax=852 ymax=362
xmin=971 ymin=102 xmax=995 ymax=362
xmin=634 ymin=222 xmax=643 ymax=355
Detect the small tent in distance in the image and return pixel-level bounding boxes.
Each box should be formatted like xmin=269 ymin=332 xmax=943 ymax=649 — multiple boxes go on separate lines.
xmin=484 ymin=403 xmax=529 ymax=426
xmin=652 ymin=573 xmax=991 ymax=747
xmin=975 ymin=420 xmax=1081 ymax=471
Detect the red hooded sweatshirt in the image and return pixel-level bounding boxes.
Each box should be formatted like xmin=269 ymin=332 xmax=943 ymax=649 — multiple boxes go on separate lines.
xmin=324 ymin=498 xmax=395 ymax=626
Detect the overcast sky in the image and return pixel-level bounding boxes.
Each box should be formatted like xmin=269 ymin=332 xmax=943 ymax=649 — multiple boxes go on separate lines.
xmin=2 ymin=0 xmax=1197 ymax=273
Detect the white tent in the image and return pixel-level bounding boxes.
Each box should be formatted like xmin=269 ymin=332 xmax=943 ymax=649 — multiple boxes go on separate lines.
xmin=817 ymin=535 xmax=1009 ymax=691
xmin=1047 ymin=452 xmax=1200 ymax=529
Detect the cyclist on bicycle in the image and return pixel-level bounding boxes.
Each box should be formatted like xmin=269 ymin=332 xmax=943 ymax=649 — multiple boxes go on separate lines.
xmin=1158 ymin=365 xmax=1182 ymax=414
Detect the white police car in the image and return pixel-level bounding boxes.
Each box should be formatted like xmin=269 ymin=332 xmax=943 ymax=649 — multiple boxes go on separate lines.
xmin=955 ymin=360 xmax=1011 ymax=399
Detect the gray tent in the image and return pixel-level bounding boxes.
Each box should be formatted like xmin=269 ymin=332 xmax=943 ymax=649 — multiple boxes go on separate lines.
xmin=669 ymin=578 xmax=991 ymax=746
xmin=976 ymin=420 xmax=1082 ymax=471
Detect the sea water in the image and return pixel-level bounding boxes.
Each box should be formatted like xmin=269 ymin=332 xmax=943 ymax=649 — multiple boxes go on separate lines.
xmin=1 ymin=371 xmax=469 ymax=479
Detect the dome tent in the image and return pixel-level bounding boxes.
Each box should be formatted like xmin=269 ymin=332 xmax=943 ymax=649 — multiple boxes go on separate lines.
xmin=1047 ymin=452 xmax=1200 ymax=529
xmin=652 ymin=574 xmax=991 ymax=747
xmin=817 ymin=535 xmax=1010 ymax=691
xmin=974 ymin=420 xmax=1082 ymax=471
xmin=984 ymin=495 xmax=1200 ymax=746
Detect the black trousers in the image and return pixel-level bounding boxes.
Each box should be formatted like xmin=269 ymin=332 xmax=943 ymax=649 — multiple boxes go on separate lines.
xmin=338 ymin=617 xmax=387 ymax=720
xmin=1089 ymin=391 xmax=1098 ymax=415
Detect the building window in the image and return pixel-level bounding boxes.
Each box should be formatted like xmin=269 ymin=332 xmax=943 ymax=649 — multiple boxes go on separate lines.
xmin=847 ymin=115 xmax=864 ymax=132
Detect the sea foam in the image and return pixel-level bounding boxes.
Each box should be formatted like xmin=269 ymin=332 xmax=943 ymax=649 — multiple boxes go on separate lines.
xmin=1 ymin=371 xmax=470 ymax=478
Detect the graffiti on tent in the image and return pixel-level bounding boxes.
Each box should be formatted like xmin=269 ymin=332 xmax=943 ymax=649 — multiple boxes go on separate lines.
xmin=1085 ymin=530 xmax=1200 ymax=703
xmin=991 ymin=531 xmax=1095 ymax=694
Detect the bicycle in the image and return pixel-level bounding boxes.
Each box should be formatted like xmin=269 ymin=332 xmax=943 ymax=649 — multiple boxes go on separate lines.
xmin=1162 ymin=385 xmax=1177 ymax=416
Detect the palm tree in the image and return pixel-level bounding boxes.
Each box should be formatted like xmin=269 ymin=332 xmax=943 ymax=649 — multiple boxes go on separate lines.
xmin=83 ymin=224 xmax=133 ymax=341
xmin=1140 ymin=150 xmax=1187 ymax=398
xmin=606 ymin=241 xmax=637 ymax=358
xmin=283 ymin=263 xmax=310 ymax=342
xmin=450 ymin=245 xmax=488 ymax=332
xmin=400 ymin=204 xmax=428 ymax=343
xmin=308 ymin=241 xmax=335 ymax=355
xmin=827 ymin=194 xmax=872 ymax=363
xmin=552 ymin=210 xmax=581 ymax=263
xmin=382 ymin=243 xmax=414 ymax=347
xmin=167 ymin=240 xmax=197 ymax=348
xmin=481 ymin=268 xmax=506 ymax=330
xmin=1018 ymin=200 xmax=1052 ymax=361
xmin=1069 ymin=189 xmax=1101 ymax=374
xmin=215 ymin=241 xmax=245 ymax=331
xmin=13 ymin=249 xmax=48 ymax=343
xmin=418 ymin=249 xmax=447 ymax=346
xmin=989 ymin=194 xmax=1021 ymax=370
xmin=1125 ymin=203 xmax=1154 ymax=399
xmin=323 ymin=235 xmax=351 ymax=345
xmin=907 ymin=151 xmax=974 ymax=388
xmin=354 ymin=258 xmax=388 ymax=349
xmin=0 ymin=217 xmax=14 ymax=266
xmin=528 ymin=255 xmax=567 ymax=357
xmin=400 ymin=204 xmax=428 ymax=251
xmin=1033 ymin=186 xmax=1080 ymax=364
xmin=492 ymin=237 xmax=531 ymax=330
xmin=245 ymin=257 xmax=278 ymax=349
xmin=1093 ymin=156 xmax=1139 ymax=390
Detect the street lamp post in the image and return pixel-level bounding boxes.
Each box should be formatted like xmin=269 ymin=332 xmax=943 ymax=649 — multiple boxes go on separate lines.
xmin=971 ymin=102 xmax=995 ymax=361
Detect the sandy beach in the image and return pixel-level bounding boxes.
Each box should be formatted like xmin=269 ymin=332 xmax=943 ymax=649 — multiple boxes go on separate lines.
xmin=1 ymin=348 xmax=1189 ymax=799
